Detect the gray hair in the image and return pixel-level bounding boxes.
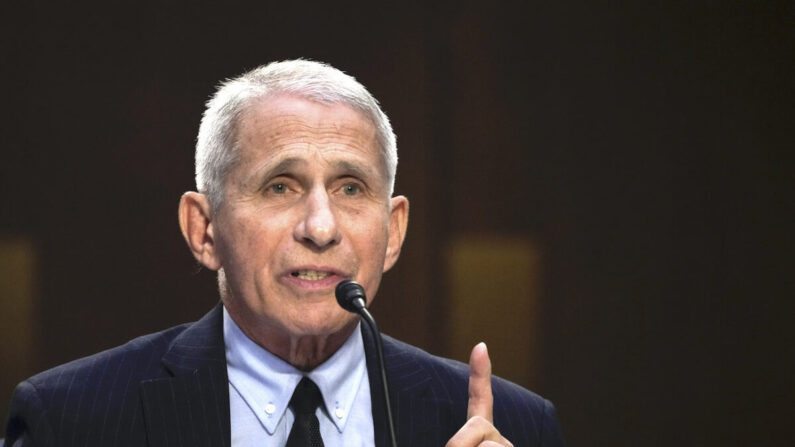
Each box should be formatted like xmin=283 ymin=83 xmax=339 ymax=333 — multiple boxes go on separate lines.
xmin=195 ymin=59 xmax=398 ymax=210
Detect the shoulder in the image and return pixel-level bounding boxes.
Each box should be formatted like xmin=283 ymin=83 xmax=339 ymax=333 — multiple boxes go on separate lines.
xmin=381 ymin=335 xmax=565 ymax=446
xmin=382 ymin=334 xmax=546 ymax=404
xmin=5 ymin=323 xmax=190 ymax=444
xmin=25 ymin=323 xmax=190 ymax=392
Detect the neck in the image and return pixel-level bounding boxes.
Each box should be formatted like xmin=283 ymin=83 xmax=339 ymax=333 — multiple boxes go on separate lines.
xmin=224 ymin=302 xmax=357 ymax=371
xmin=282 ymin=329 xmax=356 ymax=371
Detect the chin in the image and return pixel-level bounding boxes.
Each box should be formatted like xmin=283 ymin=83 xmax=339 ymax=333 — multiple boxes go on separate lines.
xmin=290 ymin=310 xmax=357 ymax=337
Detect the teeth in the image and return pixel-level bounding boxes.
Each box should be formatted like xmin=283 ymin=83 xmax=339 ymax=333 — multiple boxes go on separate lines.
xmin=293 ymin=270 xmax=331 ymax=281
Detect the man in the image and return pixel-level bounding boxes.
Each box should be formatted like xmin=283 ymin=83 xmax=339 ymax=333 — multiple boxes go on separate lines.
xmin=4 ymin=60 xmax=564 ymax=446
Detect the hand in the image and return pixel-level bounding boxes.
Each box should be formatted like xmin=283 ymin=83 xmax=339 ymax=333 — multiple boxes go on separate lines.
xmin=446 ymin=343 xmax=514 ymax=447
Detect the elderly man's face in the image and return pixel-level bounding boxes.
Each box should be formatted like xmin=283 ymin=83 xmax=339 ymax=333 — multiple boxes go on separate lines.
xmin=209 ymin=95 xmax=407 ymax=341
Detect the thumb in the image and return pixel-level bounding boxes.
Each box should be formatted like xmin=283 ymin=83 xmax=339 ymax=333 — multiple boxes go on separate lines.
xmin=467 ymin=342 xmax=493 ymax=422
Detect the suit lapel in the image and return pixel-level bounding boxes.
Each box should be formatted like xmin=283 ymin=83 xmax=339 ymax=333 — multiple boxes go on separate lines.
xmin=140 ymin=303 xmax=231 ymax=447
xmin=362 ymin=322 xmax=457 ymax=446
xmin=137 ymin=305 xmax=459 ymax=446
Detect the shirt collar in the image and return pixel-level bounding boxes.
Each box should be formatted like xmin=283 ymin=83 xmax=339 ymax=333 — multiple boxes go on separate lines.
xmin=223 ymin=306 xmax=367 ymax=435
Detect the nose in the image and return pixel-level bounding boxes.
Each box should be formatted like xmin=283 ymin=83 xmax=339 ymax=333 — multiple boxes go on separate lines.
xmin=294 ymin=188 xmax=341 ymax=249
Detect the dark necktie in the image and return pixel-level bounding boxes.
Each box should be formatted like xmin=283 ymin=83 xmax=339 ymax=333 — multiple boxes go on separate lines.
xmin=286 ymin=377 xmax=325 ymax=447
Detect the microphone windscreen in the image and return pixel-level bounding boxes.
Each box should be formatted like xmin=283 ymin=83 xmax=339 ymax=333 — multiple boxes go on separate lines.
xmin=335 ymin=280 xmax=366 ymax=312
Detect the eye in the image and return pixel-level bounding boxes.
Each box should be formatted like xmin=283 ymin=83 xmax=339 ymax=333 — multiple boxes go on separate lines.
xmin=268 ymin=182 xmax=287 ymax=194
xmin=342 ymin=183 xmax=360 ymax=196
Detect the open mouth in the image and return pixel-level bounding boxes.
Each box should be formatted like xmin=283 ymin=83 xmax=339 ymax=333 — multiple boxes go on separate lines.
xmin=290 ymin=270 xmax=332 ymax=281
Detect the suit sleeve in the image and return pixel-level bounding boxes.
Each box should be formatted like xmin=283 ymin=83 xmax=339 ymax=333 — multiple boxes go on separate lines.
xmin=5 ymin=380 xmax=56 ymax=447
xmin=540 ymin=399 xmax=566 ymax=447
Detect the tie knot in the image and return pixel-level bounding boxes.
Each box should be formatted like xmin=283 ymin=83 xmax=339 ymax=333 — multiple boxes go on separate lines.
xmin=289 ymin=377 xmax=324 ymax=415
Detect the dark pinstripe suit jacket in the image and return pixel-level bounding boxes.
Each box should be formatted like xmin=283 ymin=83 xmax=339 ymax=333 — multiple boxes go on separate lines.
xmin=4 ymin=304 xmax=564 ymax=446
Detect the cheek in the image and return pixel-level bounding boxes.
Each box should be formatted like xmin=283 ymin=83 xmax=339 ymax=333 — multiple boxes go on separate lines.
xmin=217 ymin=217 xmax=269 ymax=273
xmin=351 ymin=222 xmax=386 ymax=254
xmin=352 ymin=221 xmax=390 ymax=280
xmin=223 ymin=210 xmax=287 ymax=248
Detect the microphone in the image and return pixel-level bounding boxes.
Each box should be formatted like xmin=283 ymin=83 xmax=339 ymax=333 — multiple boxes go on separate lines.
xmin=335 ymin=280 xmax=397 ymax=447
xmin=335 ymin=279 xmax=367 ymax=312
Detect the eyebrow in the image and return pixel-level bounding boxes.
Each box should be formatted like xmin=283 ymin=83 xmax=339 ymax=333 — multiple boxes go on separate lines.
xmin=259 ymin=157 xmax=302 ymax=179
xmin=252 ymin=157 xmax=381 ymax=184
xmin=237 ymin=157 xmax=299 ymax=190
xmin=332 ymin=160 xmax=378 ymax=181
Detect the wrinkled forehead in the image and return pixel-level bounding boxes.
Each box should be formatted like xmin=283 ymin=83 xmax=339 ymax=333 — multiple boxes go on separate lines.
xmin=240 ymin=94 xmax=378 ymax=146
xmin=232 ymin=95 xmax=388 ymax=186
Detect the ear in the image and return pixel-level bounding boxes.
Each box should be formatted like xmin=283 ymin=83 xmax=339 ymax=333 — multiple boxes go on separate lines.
xmin=383 ymin=195 xmax=409 ymax=272
xmin=178 ymin=192 xmax=222 ymax=271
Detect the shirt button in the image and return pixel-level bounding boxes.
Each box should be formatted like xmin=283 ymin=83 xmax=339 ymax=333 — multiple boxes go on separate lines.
xmin=334 ymin=408 xmax=344 ymax=419
xmin=265 ymin=403 xmax=276 ymax=415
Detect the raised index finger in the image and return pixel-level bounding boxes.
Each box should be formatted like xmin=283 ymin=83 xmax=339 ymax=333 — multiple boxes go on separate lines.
xmin=467 ymin=342 xmax=493 ymax=422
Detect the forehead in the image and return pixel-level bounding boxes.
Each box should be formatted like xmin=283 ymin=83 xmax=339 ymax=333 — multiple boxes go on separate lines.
xmin=236 ymin=95 xmax=380 ymax=164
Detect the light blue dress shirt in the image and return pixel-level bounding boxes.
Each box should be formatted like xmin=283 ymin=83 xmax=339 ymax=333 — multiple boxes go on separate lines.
xmin=223 ymin=307 xmax=374 ymax=446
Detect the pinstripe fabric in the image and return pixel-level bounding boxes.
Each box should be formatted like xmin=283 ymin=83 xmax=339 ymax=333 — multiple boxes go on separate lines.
xmin=4 ymin=303 xmax=564 ymax=446
xmin=362 ymin=322 xmax=565 ymax=447
xmin=4 ymin=304 xmax=229 ymax=447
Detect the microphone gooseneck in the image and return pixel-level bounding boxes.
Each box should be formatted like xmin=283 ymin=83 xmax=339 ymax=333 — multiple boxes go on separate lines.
xmin=334 ymin=280 xmax=397 ymax=447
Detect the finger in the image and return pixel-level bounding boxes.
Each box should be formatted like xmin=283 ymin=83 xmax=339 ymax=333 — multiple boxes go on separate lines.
xmin=481 ymin=441 xmax=514 ymax=447
xmin=481 ymin=442 xmax=513 ymax=447
xmin=467 ymin=342 xmax=493 ymax=422
xmin=446 ymin=416 xmax=512 ymax=447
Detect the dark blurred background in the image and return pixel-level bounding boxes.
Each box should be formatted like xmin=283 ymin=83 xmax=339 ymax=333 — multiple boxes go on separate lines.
xmin=1 ymin=1 xmax=792 ymax=445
